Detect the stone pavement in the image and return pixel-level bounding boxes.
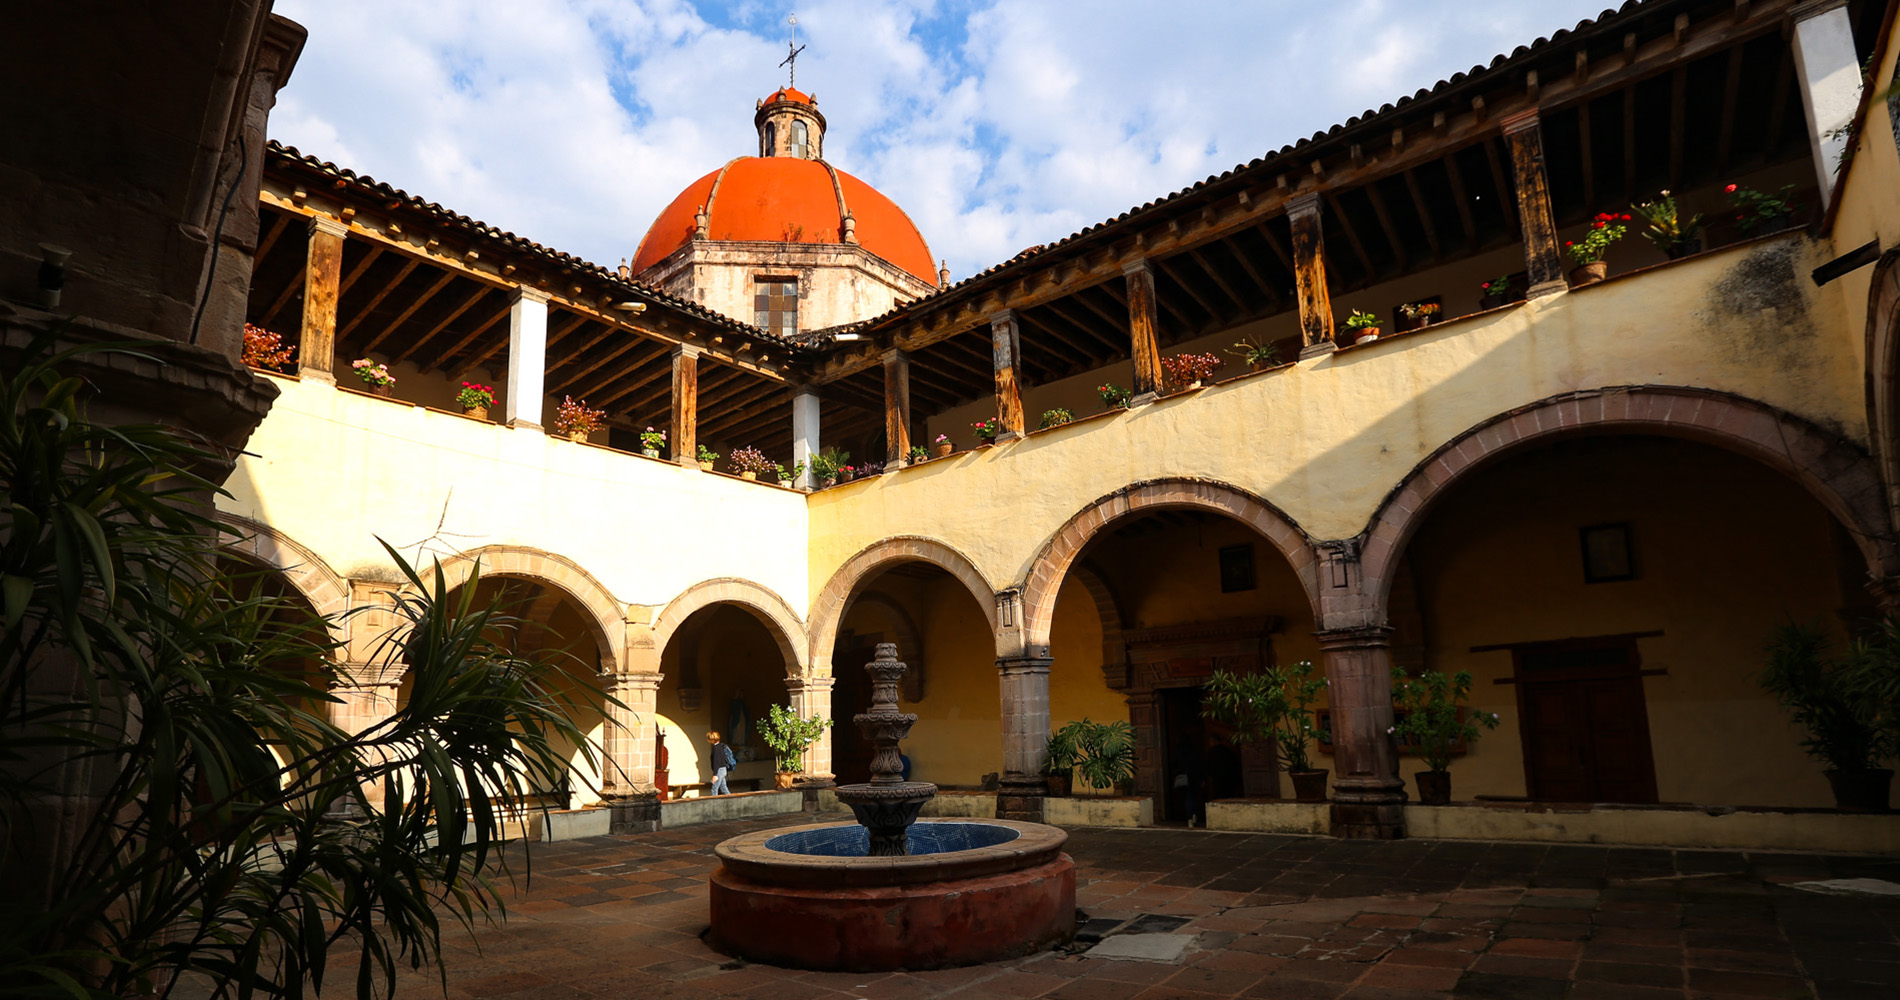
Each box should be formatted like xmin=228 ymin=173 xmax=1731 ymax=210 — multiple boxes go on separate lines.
xmin=409 ymin=812 xmax=1900 ymax=1000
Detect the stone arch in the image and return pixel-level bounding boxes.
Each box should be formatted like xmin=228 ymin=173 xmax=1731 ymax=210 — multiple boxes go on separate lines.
xmin=845 ymin=592 xmax=926 ymax=700
xmin=1068 ymin=562 xmax=1130 ymax=691
xmin=1357 ymin=385 xmax=1900 ymax=615
xmin=652 ymin=577 xmax=809 ymax=677
xmin=1018 ymin=478 xmax=1321 ymax=654
xmin=808 ymin=536 xmax=998 ymax=674
xmin=214 ymin=512 xmax=351 ymax=645
xmin=1863 ymin=249 xmax=1900 ymax=530
xmin=420 ymin=546 xmax=625 ymax=669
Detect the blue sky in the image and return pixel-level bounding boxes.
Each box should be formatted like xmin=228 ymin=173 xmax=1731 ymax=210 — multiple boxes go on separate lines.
xmin=271 ymin=0 xmax=1618 ymax=282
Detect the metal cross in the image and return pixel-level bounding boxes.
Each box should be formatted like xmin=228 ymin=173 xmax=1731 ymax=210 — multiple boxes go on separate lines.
xmin=780 ymin=14 xmax=805 ymax=88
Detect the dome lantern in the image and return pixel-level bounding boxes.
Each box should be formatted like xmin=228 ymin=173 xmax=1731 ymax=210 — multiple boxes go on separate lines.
xmin=756 ymin=87 xmax=825 ymax=160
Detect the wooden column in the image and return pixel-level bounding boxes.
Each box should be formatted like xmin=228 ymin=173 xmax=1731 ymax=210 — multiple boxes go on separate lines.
xmin=1502 ymin=110 xmax=1567 ymax=298
xmin=883 ymin=349 xmax=911 ymax=466
xmin=1123 ymin=259 xmax=1163 ymax=400
xmin=297 ymin=216 xmax=347 ymax=381
xmin=1286 ymin=194 xmax=1336 ymax=355
xmin=671 ymin=344 xmax=700 ymax=467
xmin=990 ymin=310 xmax=1025 ymax=440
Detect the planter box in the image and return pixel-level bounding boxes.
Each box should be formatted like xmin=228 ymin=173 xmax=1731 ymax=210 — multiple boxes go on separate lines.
xmin=541 ymin=806 xmax=612 ymax=842
xmin=1205 ymin=798 xmax=1330 ymax=835
xmin=1404 ymin=802 xmax=1900 ymax=854
xmin=1044 ymin=795 xmax=1152 ymax=828
xmin=660 ymin=789 xmax=804 ymax=828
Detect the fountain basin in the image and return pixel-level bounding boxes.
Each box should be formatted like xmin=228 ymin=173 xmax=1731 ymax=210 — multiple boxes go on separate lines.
xmin=710 ymin=819 xmax=1076 ymax=970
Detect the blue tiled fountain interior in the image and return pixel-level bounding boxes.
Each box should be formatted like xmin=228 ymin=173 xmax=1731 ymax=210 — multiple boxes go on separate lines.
xmin=765 ymin=822 xmax=1020 ymax=857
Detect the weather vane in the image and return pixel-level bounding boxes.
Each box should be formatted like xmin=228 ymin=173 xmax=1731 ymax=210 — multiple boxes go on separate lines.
xmin=780 ymin=13 xmax=805 ymax=88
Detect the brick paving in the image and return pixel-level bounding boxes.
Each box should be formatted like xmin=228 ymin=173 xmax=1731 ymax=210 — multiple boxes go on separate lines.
xmin=397 ymin=813 xmax=1900 ymax=1000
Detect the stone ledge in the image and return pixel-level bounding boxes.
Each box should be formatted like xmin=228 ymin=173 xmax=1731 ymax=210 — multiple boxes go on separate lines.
xmin=1405 ymin=802 xmax=1900 ymax=853
xmin=661 ymin=789 xmax=804 ymax=828
xmin=1206 ymin=798 xmax=1331 ymax=835
xmin=1045 ymin=795 xmax=1153 ymax=828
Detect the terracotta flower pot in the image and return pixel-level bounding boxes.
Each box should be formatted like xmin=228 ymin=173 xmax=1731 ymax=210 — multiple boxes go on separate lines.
xmin=741 ymin=470 xmax=757 ymax=480
xmin=642 ymin=448 xmax=660 ymax=459
xmin=1045 ymin=770 xmax=1073 ymax=798
xmin=936 ymin=443 xmax=953 ymax=457
xmin=1414 ymin=770 xmax=1452 ymax=806
xmin=1353 ymin=329 xmax=1381 ymax=345
xmin=1478 ymin=294 xmax=1506 ymax=310
xmin=566 ymin=430 xmax=587 ymax=443
xmin=1662 ymin=235 xmax=1705 ymax=260
xmin=698 ymin=460 xmax=714 ymax=471
xmin=370 ymin=384 xmax=393 ymax=398
xmin=1826 ymin=768 xmax=1893 ymax=811
xmin=775 ymin=771 xmax=797 ymax=791
xmin=1567 ymin=261 xmax=1609 ymax=288
xmin=462 ymin=404 xmax=488 ymax=420
xmin=1289 ymin=768 xmax=1329 ymax=803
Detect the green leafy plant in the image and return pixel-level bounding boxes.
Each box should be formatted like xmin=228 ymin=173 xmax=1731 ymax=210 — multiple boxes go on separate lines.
xmin=1726 ymin=183 xmax=1796 ymax=235
xmin=1389 ymin=668 xmax=1501 ymax=772
xmin=810 ymin=447 xmax=849 ymax=482
xmin=1631 ymin=190 xmax=1703 ymax=256
xmin=553 ymin=396 xmax=605 ymax=437
xmin=1565 ymin=212 xmax=1630 ymax=265
xmin=1480 ymin=274 xmax=1514 ymax=300
xmin=1343 ymin=310 xmax=1381 ymax=332
xmin=1226 ymin=337 xmax=1280 ymax=368
xmin=775 ymin=460 xmax=804 ymax=485
xmin=1096 ymin=383 xmax=1133 ymax=408
xmin=971 ymin=420 xmax=999 ymax=442
xmin=0 ymin=336 xmax=602 ymax=1000
xmin=1044 ymin=726 xmax=1081 ymax=776
xmin=696 ymin=444 xmax=718 ymax=464
xmin=907 ymin=445 xmax=929 ymax=462
xmin=1058 ymin=719 xmax=1135 ymax=793
xmin=1038 ymin=408 xmax=1074 ymax=429
xmin=756 ymin=704 xmax=832 ymax=773
xmin=1203 ymin=662 xmax=1330 ymax=772
xmin=455 ymin=381 xmax=496 ymax=409
xmin=1761 ymin=623 xmax=1892 ymax=772
xmin=639 ymin=426 xmax=667 ymax=453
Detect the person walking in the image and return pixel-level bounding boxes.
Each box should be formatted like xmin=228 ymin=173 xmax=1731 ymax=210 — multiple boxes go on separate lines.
xmin=708 ymin=731 xmax=736 ymax=795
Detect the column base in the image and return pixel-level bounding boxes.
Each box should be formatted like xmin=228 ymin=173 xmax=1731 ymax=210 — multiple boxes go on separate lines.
xmin=607 ymin=792 xmax=662 ymax=834
xmin=298 ymin=367 xmax=336 ymax=384
xmin=1299 ymin=341 xmax=1338 ymax=360
xmin=1330 ymin=800 xmax=1407 ymax=839
xmin=995 ymin=778 xmax=1047 ymax=822
xmin=1130 ymin=391 xmax=1159 ymax=408
xmin=1527 ymin=279 xmax=1568 ymax=300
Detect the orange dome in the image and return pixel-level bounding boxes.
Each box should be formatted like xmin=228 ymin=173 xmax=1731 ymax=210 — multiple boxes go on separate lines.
xmin=631 ymin=157 xmax=937 ymax=287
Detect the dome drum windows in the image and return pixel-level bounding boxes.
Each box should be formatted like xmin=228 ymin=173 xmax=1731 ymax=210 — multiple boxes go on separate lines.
xmin=755 ymin=276 xmax=798 ymax=336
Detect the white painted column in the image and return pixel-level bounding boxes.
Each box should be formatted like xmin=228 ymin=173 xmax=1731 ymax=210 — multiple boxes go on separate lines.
xmin=791 ymin=387 xmax=821 ymax=489
xmin=1792 ymin=0 xmax=1863 ymax=206
xmin=505 ymin=287 xmax=550 ymax=428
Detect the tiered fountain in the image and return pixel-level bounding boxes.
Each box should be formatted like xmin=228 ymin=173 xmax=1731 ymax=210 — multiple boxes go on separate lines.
xmin=709 ymin=644 xmax=1075 ymax=971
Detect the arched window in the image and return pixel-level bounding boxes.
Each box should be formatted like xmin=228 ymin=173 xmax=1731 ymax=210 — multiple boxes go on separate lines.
xmin=764 ymin=122 xmax=777 ymax=157
xmin=790 ymin=121 xmax=808 ymax=159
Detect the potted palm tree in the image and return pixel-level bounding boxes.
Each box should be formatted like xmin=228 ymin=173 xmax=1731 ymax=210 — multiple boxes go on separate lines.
xmin=1390 ymin=667 xmax=1501 ymax=805
xmin=1044 ymin=726 xmax=1081 ymax=797
xmin=756 ymin=704 xmax=833 ymax=790
xmin=1761 ymin=623 xmax=1895 ymax=811
xmin=1071 ymin=719 xmax=1136 ymax=795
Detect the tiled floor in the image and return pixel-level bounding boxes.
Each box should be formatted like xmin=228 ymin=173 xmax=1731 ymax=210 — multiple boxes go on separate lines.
xmin=407 ymin=813 xmax=1900 ymax=1000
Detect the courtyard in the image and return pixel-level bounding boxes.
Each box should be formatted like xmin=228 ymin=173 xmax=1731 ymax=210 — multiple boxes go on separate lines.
xmin=415 ymin=814 xmax=1900 ymax=1000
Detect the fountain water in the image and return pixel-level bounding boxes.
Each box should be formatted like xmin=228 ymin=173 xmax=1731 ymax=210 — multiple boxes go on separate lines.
xmin=708 ymin=643 xmax=1076 ymax=971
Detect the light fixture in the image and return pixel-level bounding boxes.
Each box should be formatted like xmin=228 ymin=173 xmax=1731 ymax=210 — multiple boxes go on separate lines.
xmin=616 ymin=301 xmax=648 ymax=313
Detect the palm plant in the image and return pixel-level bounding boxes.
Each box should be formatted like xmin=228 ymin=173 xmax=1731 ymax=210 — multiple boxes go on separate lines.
xmin=0 ymin=335 xmax=602 ymax=1000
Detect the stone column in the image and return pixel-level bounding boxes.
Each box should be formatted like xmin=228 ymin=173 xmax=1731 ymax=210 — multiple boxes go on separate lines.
xmin=990 ymin=310 xmax=1026 ymax=441
xmin=671 ymin=343 xmax=700 ymax=467
xmin=1501 ymin=110 xmax=1567 ymax=299
xmin=297 ymin=216 xmax=346 ymax=382
xmin=995 ymin=655 xmax=1052 ymax=821
xmin=791 ymin=387 xmax=820 ymax=489
xmin=1791 ymin=0 xmax=1862 ymax=205
xmin=883 ymin=349 xmax=910 ymax=466
xmin=786 ymin=674 xmax=836 ymax=784
xmin=1287 ymin=194 xmax=1336 ymax=357
xmin=1317 ymin=626 xmax=1407 ymax=839
xmin=505 ymin=287 xmax=549 ymax=428
xmin=601 ymin=672 xmax=662 ymax=833
xmin=1123 ymin=259 xmax=1163 ymax=402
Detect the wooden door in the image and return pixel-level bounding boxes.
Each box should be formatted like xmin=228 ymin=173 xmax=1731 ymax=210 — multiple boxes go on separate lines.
xmin=1515 ymin=639 xmax=1659 ymax=803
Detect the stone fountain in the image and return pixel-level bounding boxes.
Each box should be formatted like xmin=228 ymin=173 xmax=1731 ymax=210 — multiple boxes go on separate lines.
xmin=708 ymin=643 xmax=1076 ymax=971
xmin=831 ymin=644 xmax=937 ymax=855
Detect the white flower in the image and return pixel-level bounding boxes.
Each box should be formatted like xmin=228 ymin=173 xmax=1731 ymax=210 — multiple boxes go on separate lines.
xmin=1386 ymin=726 xmax=1395 ymax=734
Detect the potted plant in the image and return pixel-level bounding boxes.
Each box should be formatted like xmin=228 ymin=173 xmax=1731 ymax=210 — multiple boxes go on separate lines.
xmin=1565 ymin=211 xmax=1630 ymax=288
xmin=1044 ymin=725 xmax=1081 ymax=797
xmin=1727 ymin=183 xmax=1796 ymax=236
xmin=1160 ymin=352 xmax=1222 ymax=390
xmin=756 ymin=704 xmax=833 ymax=790
xmin=1227 ymin=337 xmax=1280 ymax=372
xmin=972 ymin=420 xmax=998 ymax=444
xmin=1038 ymin=407 xmax=1073 ymax=430
xmin=811 ymin=447 xmax=848 ymax=487
xmin=695 ymin=444 xmax=718 ymax=471
xmin=1343 ymin=310 xmax=1382 ymax=345
xmin=639 ymin=426 xmax=667 ymax=459
xmin=1632 ymin=190 xmax=1704 ymax=259
xmin=1069 ymin=719 xmax=1136 ymax=795
xmin=729 ymin=445 xmax=771 ymax=480
xmin=1478 ymin=274 xmax=1514 ymax=310
xmin=858 ymin=460 xmax=884 ymax=477
xmin=776 ymin=461 xmax=804 ymax=487
xmin=1389 ymin=667 xmax=1501 ymax=806
xmin=1204 ymin=661 xmax=1332 ymax=802
xmin=351 ymin=358 xmax=396 ymax=397
xmin=240 ymin=323 xmax=295 ymax=372
xmin=933 ymin=433 xmax=953 ymax=458
xmin=1762 ymin=623 xmax=1894 ymax=811
xmin=456 ymin=381 xmax=496 ymax=420
xmin=1396 ymin=300 xmax=1442 ymax=332
xmin=552 ymin=396 xmax=605 ymax=443
xmin=1097 ymin=383 xmax=1133 ymax=409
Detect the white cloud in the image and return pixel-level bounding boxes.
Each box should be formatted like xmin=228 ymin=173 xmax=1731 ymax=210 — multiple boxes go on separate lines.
xmin=270 ymin=0 xmax=1615 ymax=282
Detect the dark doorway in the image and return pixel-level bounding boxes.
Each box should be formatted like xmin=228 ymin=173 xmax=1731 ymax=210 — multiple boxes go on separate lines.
xmin=1160 ymin=687 xmax=1208 ymax=824
xmin=1512 ymin=637 xmax=1660 ymax=803
xmin=831 ymin=634 xmax=879 ymax=785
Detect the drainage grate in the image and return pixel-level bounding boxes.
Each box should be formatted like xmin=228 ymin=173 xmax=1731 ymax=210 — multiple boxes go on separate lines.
xmin=1122 ymin=913 xmax=1192 ymax=935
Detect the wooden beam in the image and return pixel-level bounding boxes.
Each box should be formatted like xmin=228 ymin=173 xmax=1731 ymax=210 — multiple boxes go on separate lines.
xmin=1041 ymin=295 xmax=1129 ymax=358
xmin=1623 ymin=85 xmax=1639 ymax=198
xmin=359 ymin=269 xmax=453 ymax=353
xmin=1321 ymin=193 xmax=1377 ymax=281
xmin=1016 ymin=311 xmax=1103 ymax=373
xmin=394 ymin=284 xmax=490 ymax=365
xmin=1286 ymin=194 xmax=1335 ymax=349
xmin=1442 ymin=152 xmax=1481 ymax=251
xmin=1401 ymin=169 xmax=1443 ymax=261
xmin=1124 ymin=260 xmax=1163 ymax=397
xmin=1151 ymin=255 xmax=1230 ymax=327
xmin=1253 ymin=222 xmax=1297 ymax=272
xmin=336 ymin=243 xmax=385 ymax=300
xmin=254 ymin=210 xmax=291 ymax=264
xmin=296 ymin=217 xmax=346 ymax=379
xmin=670 ymin=346 xmax=699 ymax=466
xmin=884 ymin=350 xmax=911 ymax=465
xmin=1360 ymin=181 xmax=1411 ymax=272
xmin=259 ymin=263 xmax=305 ymax=331
xmin=1482 ymin=136 xmax=1519 ymax=236
xmin=1501 ymin=111 xmax=1566 ymax=296
xmin=1578 ymin=101 xmax=1598 ymax=208
xmin=991 ymin=311 xmax=1025 ymax=439
xmin=1762 ymin=40 xmax=1793 ymax=160
xmin=1667 ymin=66 xmax=1688 ymax=190
xmin=1218 ymin=232 xmax=1287 ymax=311
xmin=1185 ymin=245 xmax=1256 ymax=315
xmin=336 ymin=258 xmax=418 ymax=341
xmin=429 ymin=302 xmax=512 ymax=373
xmin=1715 ymin=44 xmax=1745 ymax=166
xmin=607 ymin=358 xmax=684 ymax=419
xmin=566 ymin=337 xmax=669 ymax=402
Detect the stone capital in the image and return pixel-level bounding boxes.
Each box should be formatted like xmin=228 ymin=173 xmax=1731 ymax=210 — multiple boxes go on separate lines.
xmin=308 ymin=215 xmax=349 ymax=239
xmin=1120 ymin=257 xmax=1153 ymax=278
xmin=512 ymin=285 xmax=551 ymax=305
xmin=1286 ymin=192 xmax=1323 ymax=221
xmin=672 ymin=342 xmax=702 ymax=360
xmin=1314 ymin=625 xmax=1394 ymax=653
xmin=995 ymin=655 xmax=1053 ymax=676
xmin=1499 ymin=108 xmax=1542 ymax=135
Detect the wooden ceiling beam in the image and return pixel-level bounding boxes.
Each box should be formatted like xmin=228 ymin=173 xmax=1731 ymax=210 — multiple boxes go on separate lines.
xmin=1253 ymin=222 xmax=1297 ymax=273
xmin=1218 ymin=232 xmax=1287 ymax=311
xmin=1763 ymin=40 xmax=1794 ymax=161
xmin=1320 ymin=193 xmax=1378 ymax=281
xmin=556 ymin=336 xmax=662 ymax=400
xmin=1667 ymin=66 xmax=1688 ymax=190
xmin=430 ymin=302 xmax=512 ymax=374
xmin=1018 ymin=309 xmax=1106 ymax=370
xmin=599 ymin=357 xmax=678 ymax=417
xmin=254 ymin=210 xmax=291 ymax=264
xmin=336 ymin=244 xmax=385 ymax=300
xmin=1481 ymin=136 xmax=1519 ymax=236
xmin=394 ymin=284 xmax=490 ymax=365
xmin=1578 ymin=102 xmax=1598 ymax=209
xmin=1715 ymin=44 xmax=1744 ymax=166
xmin=258 ymin=261 xmax=305 ymax=329
xmin=1401 ymin=170 xmax=1443 ymax=261
xmin=1361 ymin=182 xmax=1412 ymax=271
xmin=1041 ymin=296 xmax=1129 ymax=358
xmin=336 ymin=258 xmax=418 ymax=341
xmin=1442 ymin=152 xmax=1481 ymax=252
xmin=1184 ymin=245 xmax=1257 ymax=315
xmin=361 ymin=270 xmax=456 ymax=353
xmin=1623 ymin=86 xmax=1639 ymax=199
xmin=1151 ymin=255 xmax=1230 ymax=328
